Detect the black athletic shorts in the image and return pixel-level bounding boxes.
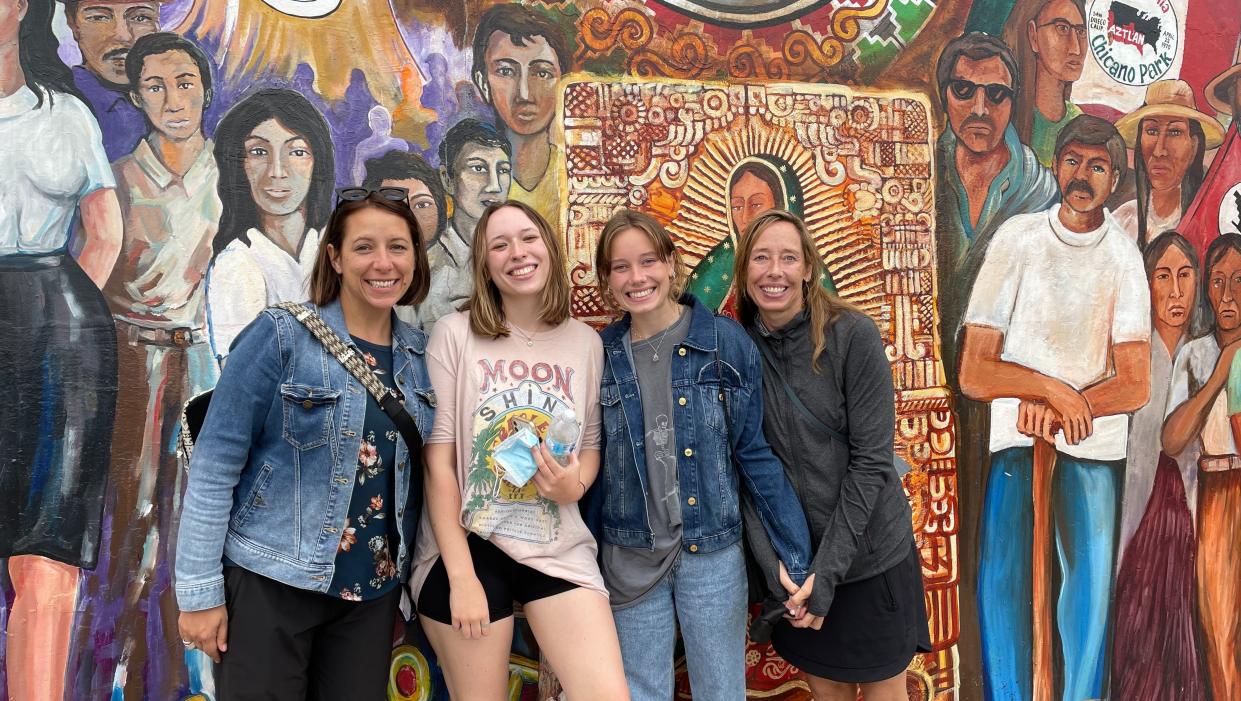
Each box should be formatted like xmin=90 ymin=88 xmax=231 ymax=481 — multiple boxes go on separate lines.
xmin=417 ymin=533 xmax=578 ymax=624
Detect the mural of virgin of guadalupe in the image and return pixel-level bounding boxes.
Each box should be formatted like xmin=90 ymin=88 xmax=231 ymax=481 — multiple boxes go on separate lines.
xmin=686 ymin=158 xmax=835 ymax=317
xmin=204 ymin=88 xmax=335 ymax=362
xmin=0 ymin=0 xmax=121 ymax=698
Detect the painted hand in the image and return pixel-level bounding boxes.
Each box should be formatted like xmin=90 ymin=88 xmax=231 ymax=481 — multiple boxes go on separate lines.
xmin=1044 ymin=384 xmax=1093 ymax=445
xmin=1017 ymin=399 xmax=1060 ymax=443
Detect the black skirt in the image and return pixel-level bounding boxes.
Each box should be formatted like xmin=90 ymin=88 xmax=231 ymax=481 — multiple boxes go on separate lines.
xmin=772 ymin=542 xmax=932 ymax=683
xmin=0 ymin=252 xmax=117 ymax=568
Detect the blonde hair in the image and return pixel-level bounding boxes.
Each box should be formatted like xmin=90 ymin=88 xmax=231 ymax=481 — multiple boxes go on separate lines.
xmin=733 ymin=209 xmax=860 ymax=372
xmin=465 ymin=200 xmax=571 ymax=338
xmin=593 ymin=208 xmax=687 ymax=314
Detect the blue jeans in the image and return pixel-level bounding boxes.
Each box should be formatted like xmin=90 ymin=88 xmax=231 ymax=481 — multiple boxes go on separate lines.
xmin=612 ymin=542 xmax=748 ymax=701
xmin=977 ymin=446 xmax=1121 ymax=701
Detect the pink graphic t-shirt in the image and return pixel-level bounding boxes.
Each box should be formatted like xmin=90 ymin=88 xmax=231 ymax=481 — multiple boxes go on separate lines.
xmin=410 ymin=311 xmax=606 ymax=600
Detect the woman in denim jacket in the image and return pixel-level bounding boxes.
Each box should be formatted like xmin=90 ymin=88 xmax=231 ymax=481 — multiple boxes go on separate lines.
xmin=736 ymin=210 xmax=930 ymax=700
xmin=590 ymin=209 xmax=812 ymax=700
xmin=175 ymin=189 xmax=435 ymax=698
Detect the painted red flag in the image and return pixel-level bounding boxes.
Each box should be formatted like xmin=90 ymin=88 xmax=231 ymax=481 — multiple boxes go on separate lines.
xmin=1183 ymin=125 xmax=1241 ymax=257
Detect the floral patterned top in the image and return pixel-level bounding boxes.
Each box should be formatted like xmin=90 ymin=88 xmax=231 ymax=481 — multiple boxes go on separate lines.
xmin=329 ymin=337 xmax=401 ymax=601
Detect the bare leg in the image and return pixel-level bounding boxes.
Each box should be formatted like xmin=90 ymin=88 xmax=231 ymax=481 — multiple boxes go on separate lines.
xmin=419 ymin=614 xmax=515 ymax=700
xmin=805 ymin=671 xmax=909 ymax=701
xmin=523 ymin=588 xmax=629 ymax=701
xmin=6 ymin=555 xmax=79 ymax=701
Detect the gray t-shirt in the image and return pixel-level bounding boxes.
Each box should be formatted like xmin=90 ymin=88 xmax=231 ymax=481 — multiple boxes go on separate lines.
xmin=603 ymin=307 xmax=691 ymax=608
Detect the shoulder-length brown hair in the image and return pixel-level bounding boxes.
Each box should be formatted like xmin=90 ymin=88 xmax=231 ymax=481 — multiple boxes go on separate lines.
xmin=466 ymin=200 xmax=571 ymax=338
xmin=733 ymin=209 xmax=860 ymax=372
xmin=594 ymin=208 xmax=688 ymax=315
xmin=309 ymin=194 xmax=430 ymax=307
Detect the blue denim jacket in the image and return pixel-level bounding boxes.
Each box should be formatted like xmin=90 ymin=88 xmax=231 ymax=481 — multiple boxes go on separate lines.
xmin=592 ymin=294 xmax=811 ymax=579
xmin=175 ymin=300 xmax=435 ymax=611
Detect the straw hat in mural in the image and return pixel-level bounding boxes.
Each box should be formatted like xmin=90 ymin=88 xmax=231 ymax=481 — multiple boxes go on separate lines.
xmin=1205 ymin=38 xmax=1241 ymax=116
xmin=1114 ymin=79 xmax=1226 ymax=150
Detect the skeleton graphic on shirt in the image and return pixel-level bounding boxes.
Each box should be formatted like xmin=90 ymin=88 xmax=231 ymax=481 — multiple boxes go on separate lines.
xmin=648 ymin=414 xmax=682 ymax=525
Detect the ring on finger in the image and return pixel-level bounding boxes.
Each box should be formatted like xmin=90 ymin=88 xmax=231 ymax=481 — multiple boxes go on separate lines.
xmin=182 ymin=639 xmax=195 ymax=649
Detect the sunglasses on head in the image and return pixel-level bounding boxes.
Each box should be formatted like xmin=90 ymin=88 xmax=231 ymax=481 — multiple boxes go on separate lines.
xmin=335 ymin=186 xmax=409 ymax=205
xmin=947 ymin=79 xmax=1014 ymax=105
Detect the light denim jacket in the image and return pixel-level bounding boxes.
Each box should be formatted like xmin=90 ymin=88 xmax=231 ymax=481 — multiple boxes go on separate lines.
xmin=175 ymin=300 xmax=435 ymax=611
xmin=587 ymin=294 xmax=811 ymax=579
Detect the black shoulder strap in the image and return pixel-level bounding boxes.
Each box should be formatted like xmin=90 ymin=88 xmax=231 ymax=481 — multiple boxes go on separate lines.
xmin=752 ymin=338 xmax=848 ymax=445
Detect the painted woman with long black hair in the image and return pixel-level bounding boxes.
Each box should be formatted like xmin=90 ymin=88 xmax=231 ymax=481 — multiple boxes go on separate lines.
xmin=0 ymin=0 xmax=122 ymax=697
xmin=205 ymin=88 xmax=335 ymax=362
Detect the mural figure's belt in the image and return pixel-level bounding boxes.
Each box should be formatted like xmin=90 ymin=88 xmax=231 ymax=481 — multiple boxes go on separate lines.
xmin=119 ymin=321 xmax=206 ymax=348
xmin=0 ymin=250 xmax=68 ymax=270
xmin=1199 ymin=454 xmax=1241 ymax=473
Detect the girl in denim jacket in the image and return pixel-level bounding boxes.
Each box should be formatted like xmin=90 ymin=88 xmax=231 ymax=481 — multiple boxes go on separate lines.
xmin=590 ymin=209 xmax=812 ymax=700
xmin=176 ymin=190 xmax=435 ymax=698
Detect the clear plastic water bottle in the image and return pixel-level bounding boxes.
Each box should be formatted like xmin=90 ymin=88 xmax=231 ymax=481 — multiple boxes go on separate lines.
xmin=545 ymin=407 xmax=580 ymax=467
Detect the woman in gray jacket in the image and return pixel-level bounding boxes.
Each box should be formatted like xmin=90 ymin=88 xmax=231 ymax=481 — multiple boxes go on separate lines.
xmin=734 ymin=209 xmax=930 ymax=699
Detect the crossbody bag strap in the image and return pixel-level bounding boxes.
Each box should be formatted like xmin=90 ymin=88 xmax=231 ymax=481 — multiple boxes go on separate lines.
xmin=273 ymin=301 xmax=423 ymax=454
xmin=753 ymin=337 xmax=848 ymax=445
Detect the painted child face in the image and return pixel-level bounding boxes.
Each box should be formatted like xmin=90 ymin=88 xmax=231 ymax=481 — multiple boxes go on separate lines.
xmin=132 ymin=49 xmax=205 ymax=142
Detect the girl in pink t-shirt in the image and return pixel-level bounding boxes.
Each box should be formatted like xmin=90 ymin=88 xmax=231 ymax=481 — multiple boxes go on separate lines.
xmin=413 ymin=201 xmax=629 ymax=700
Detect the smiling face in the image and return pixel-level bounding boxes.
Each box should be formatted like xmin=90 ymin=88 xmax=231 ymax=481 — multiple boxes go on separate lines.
xmin=744 ymin=220 xmax=813 ymax=328
xmin=1140 ymin=116 xmax=1199 ymax=193
xmin=329 ymin=205 xmax=416 ymax=316
xmin=605 ymin=227 xmax=677 ymax=319
xmin=132 ymin=49 xmax=205 ymax=142
xmin=1028 ymin=0 xmax=1086 ymax=84
xmin=484 ymin=205 xmax=550 ymax=303
xmin=946 ymin=55 xmax=1014 ymax=155
xmin=1055 ymin=141 xmax=1117 ymax=215
xmin=730 ymin=171 xmax=778 ymax=234
xmin=380 ymin=177 xmax=439 ymax=245
xmin=1151 ymin=244 xmax=1195 ymax=335
xmin=243 ymin=118 xmax=316 ymax=218
xmin=68 ymin=1 xmax=160 ymax=86
xmin=478 ymin=31 xmax=561 ymax=137
xmin=1209 ymin=248 xmax=1241 ymax=333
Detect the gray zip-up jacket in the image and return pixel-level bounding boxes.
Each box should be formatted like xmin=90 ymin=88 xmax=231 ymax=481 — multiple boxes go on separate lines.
xmin=746 ymin=309 xmax=913 ymax=617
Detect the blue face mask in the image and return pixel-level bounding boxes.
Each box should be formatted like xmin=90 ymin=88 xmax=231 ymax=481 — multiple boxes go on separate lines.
xmin=492 ymin=426 xmax=542 ymax=488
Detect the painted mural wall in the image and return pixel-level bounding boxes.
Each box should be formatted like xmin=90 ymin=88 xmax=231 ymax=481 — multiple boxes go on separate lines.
xmin=0 ymin=0 xmax=1239 ymax=698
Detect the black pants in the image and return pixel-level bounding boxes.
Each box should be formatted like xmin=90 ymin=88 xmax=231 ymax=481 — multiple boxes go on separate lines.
xmin=217 ymin=566 xmax=401 ymax=700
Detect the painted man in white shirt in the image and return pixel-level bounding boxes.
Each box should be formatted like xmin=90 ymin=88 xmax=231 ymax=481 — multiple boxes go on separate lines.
xmin=958 ymin=114 xmax=1151 ymax=701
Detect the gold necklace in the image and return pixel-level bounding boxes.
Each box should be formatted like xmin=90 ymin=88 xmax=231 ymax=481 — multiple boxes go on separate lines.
xmin=508 ymin=322 xmax=537 ymax=347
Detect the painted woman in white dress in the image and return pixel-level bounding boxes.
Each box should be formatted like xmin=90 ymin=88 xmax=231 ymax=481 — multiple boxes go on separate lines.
xmin=205 ymin=88 xmax=335 ymax=363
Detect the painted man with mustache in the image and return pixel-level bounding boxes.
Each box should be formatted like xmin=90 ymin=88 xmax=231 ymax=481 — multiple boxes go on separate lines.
xmin=958 ymin=114 xmax=1151 ymax=701
xmin=60 ymin=0 xmax=161 ymax=160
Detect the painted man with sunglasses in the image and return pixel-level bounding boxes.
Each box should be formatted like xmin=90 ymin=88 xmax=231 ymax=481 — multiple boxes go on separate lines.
xmin=935 ymin=32 xmax=1057 ymax=385
xmin=959 ymin=114 xmax=1150 ymax=701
